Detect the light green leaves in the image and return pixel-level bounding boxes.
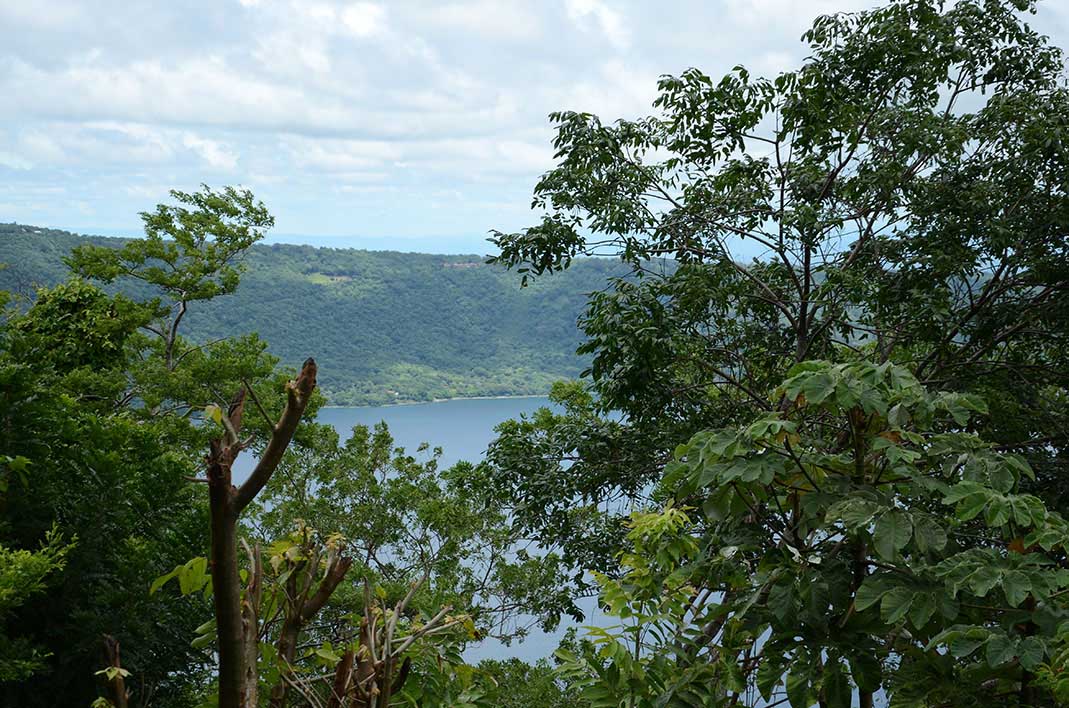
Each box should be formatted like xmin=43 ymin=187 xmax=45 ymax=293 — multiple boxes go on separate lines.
xmin=150 ymin=556 xmax=211 ymax=597
xmin=943 ymin=482 xmax=1048 ymax=529
xmin=204 ymin=403 xmax=223 ymax=426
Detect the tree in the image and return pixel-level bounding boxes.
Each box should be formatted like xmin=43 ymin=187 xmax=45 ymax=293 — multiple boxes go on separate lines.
xmin=0 ymin=187 xmax=284 ymax=707
xmin=485 ymin=0 xmax=1069 ymax=616
xmin=253 ymin=421 xmax=576 ymax=644
xmin=561 ymin=361 xmax=1069 ymax=706
xmin=0 ymin=528 xmax=71 ymax=682
xmin=67 ymin=185 xmax=273 ymax=372
xmin=0 ymin=280 xmax=213 ymax=707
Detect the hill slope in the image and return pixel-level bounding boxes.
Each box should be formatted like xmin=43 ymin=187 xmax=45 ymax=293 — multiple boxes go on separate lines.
xmin=0 ymin=223 xmax=621 ymax=405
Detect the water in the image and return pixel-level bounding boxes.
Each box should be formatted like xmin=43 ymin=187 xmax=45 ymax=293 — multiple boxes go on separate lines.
xmin=317 ymin=396 xmax=550 ymax=469
xmin=284 ymin=396 xmax=601 ymax=663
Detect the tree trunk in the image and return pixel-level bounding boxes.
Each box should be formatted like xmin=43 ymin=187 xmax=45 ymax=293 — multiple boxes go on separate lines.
xmin=101 ymin=635 xmax=128 ymax=708
xmin=208 ymin=453 xmax=244 ymax=708
xmin=206 ymin=359 xmax=318 ymax=708
xmin=268 ymin=615 xmax=302 ymax=708
xmin=241 ymin=542 xmax=263 ymax=708
xmin=327 ymin=648 xmax=355 ymax=708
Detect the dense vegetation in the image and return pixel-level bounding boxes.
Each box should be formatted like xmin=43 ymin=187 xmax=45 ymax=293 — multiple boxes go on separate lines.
xmin=3 ymin=0 xmax=1069 ymax=706
xmin=0 ymin=223 xmax=622 ymax=405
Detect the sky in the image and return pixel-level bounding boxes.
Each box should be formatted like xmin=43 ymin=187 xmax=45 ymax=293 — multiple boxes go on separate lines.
xmin=2 ymin=0 xmax=1068 ymax=254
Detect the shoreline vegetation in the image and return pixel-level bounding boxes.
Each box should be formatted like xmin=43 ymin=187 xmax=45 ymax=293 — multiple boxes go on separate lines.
xmin=323 ymin=392 xmax=552 ymax=410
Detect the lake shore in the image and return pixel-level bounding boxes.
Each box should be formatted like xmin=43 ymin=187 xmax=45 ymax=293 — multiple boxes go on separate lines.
xmin=322 ymin=393 xmax=550 ymax=409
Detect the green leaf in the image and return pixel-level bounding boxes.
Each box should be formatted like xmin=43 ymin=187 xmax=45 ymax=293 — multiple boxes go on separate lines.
xmin=847 ymin=653 xmax=881 ymax=693
xmin=823 ymin=661 xmax=851 ymax=708
xmin=948 ymin=629 xmax=989 ymax=658
xmin=908 ymin=591 xmax=936 ymax=630
xmin=854 ymin=578 xmax=890 ymax=611
xmin=966 ymin=565 xmax=1002 ymax=597
xmin=204 ymin=403 xmax=223 ymax=425
xmin=1018 ymin=636 xmax=1046 ymax=670
xmin=149 ymin=568 xmax=178 ymax=596
xmin=983 ymin=497 xmax=1011 ymax=527
xmin=912 ymin=514 xmax=948 ymax=553
xmin=880 ymin=586 xmax=914 ymax=625
xmin=1003 ymin=571 xmax=1031 ymax=608
xmin=985 ymin=633 xmax=1017 ymax=666
xmin=757 ymin=654 xmax=788 ymax=700
xmin=874 ymin=510 xmax=912 ymax=561
xmin=786 ymin=667 xmax=810 ymax=708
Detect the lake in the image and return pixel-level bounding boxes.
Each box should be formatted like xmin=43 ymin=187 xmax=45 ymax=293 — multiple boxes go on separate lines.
xmin=286 ymin=396 xmax=602 ymax=663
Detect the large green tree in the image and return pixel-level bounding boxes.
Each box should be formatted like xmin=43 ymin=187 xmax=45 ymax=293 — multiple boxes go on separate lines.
xmin=486 ymin=0 xmax=1069 ymax=616
xmin=0 ymin=186 xmax=287 ymax=707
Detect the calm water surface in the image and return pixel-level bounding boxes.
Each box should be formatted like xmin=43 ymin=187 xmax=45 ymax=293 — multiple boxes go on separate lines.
xmin=318 ymin=396 xmax=550 ymax=468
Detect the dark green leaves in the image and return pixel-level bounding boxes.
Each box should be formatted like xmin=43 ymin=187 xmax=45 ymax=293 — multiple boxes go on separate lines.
xmin=874 ymin=510 xmax=913 ymax=560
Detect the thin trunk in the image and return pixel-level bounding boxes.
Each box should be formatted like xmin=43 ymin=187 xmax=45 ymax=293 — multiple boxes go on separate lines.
xmin=208 ymin=457 xmax=244 ymax=708
xmin=241 ymin=542 xmax=263 ymax=708
xmin=327 ymin=648 xmax=355 ymax=708
xmin=102 ymin=635 xmax=128 ymax=708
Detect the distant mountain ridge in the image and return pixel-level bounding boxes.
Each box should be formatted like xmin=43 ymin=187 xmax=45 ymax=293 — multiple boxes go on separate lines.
xmin=0 ymin=223 xmax=623 ymax=405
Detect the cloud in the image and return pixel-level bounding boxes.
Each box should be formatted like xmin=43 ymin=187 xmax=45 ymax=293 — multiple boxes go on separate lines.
xmin=0 ymin=0 xmax=1066 ymax=245
xmin=422 ymin=1 xmax=543 ymax=40
xmin=341 ymin=2 xmax=388 ymax=37
xmin=0 ymin=151 xmax=33 ymax=170
xmin=564 ymin=0 xmax=630 ymax=50
xmin=182 ymin=134 xmax=239 ymax=170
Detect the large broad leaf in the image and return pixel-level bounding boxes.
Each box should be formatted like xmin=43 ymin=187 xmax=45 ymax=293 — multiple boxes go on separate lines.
xmin=854 ymin=577 xmax=891 ymax=611
xmin=786 ymin=667 xmax=811 ymax=708
xmin=823 ymin=661 xmax=851 ymax=708
xmin=911 ymin=514 xmax=948 ymax=553
xmin=1018 ymin=636 xmax=1047 ymax=670
xmin=874 ymin=510 xmax=912 ymax=561
xmin=949 ymin=629 xmax=991 ymax=658
xmin=756 ymin=654 xmax=788 ymax=701
xmin=826 ymin=497 xmax=880 ymax=529
xmin=907 ymin=591 xmax=936 ymax=630
xmin=985 ymin=633 xmax=1018 ymax=667
xmin=1003 ymin=570 xmax=1032 ymax=607
xmin=880 ymin=586 xmax=914 ymax=625
xmin=847 ymin=653 xmax=881 ymax=693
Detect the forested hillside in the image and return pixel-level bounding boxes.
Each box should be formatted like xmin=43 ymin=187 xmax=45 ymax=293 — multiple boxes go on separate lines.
xmin=0 ymin=223 xmax=622 ymax=405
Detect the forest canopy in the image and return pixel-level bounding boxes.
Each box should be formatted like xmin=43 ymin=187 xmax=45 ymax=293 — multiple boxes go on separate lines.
xmin=0 ymin=223 xmax=623 ymax=406
xmin=2 ymin=0 xmax=1069 ymax=706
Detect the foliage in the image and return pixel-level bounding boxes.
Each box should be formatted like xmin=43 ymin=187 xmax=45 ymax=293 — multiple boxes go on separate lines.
xmin=0 ymin=222 xmax=623 ymax=406
xmin=483 ymin=0 xmax=1069 ymax=624
xmin=0 ymin=528 xmax=71 ymax=681
xmin=0 ymin=282 xmax=213 ymax=706
xmin=476 ymin=657 xmax=585 ymax=708
xmin=252 ymin=420 xmax=575 ymax=641
xmin=561 ymin=361 xmax=1069 ymax=705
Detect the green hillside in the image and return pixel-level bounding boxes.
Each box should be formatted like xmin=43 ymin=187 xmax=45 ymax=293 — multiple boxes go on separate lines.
xmin=0 ymin=223 xmax=621 ymax=405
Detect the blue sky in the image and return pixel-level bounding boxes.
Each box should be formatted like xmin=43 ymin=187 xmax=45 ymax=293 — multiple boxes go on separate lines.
xmin=2 ymin=0 xmax=1067 ymax=254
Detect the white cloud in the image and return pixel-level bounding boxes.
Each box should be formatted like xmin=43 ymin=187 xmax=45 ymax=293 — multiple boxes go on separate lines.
xmin=0 ymin=151 xmax=33 ymax=170
xmin=564 ymin=0 xmax=630 ymax=50
xmin=725 ymin=0 xmax=873 ymax=32
xmin=340 ymin=2 xmax=387 ymax=38
xmin=0 ymin=0 xmax=1066 ymax=244
xmin=182 ymin=134 xmax=238 ymax=170
xmin=283 ymin=136 xmax=400 ymax=171
xmin=423 ymin=1 xmax=543 ymax=40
